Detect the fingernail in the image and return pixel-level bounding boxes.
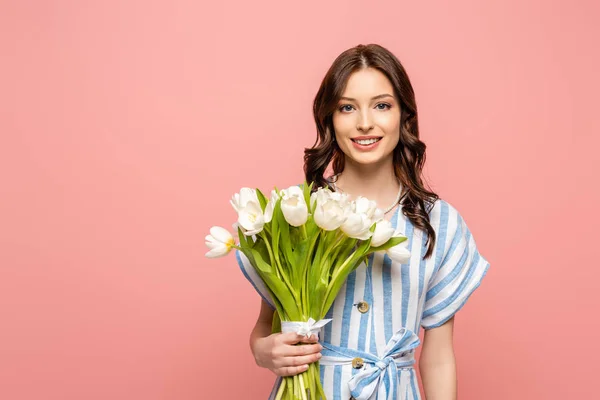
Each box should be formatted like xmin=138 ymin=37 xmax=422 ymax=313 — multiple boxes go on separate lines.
xmin=316 ymin=353 xmax=322 ymax=359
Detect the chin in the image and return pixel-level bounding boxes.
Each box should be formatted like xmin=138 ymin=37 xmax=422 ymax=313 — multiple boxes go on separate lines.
xmin=349 ymin=153 xmax=386 ymax=166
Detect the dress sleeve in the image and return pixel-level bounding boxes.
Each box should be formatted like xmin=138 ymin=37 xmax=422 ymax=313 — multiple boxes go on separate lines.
xmin=235 ymin=249 xmax=276 ymax=310
xmin=420 ymin=203 xmax=490 ymax=330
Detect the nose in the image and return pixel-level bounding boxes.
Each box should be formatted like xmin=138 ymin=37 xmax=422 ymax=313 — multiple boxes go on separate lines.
xmin=356 ymin=110 xmax=374 ymax=132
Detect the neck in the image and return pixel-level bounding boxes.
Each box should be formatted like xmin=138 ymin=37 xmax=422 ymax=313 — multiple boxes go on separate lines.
xmin=332 ymin=158 xmax=402 ymax=210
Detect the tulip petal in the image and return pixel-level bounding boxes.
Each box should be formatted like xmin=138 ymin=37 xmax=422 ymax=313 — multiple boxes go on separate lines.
xmin=209 ymin=226 xmax=233 ymax=243
xmin=205 ymin=246 xmax=229 ymax=258
xmin=386 ymin=242 xmax=411 ymax=263
xmin=205 ymin=239 xmax=221 ymax=250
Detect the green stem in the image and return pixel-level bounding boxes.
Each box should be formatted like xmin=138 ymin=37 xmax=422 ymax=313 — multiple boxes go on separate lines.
xmin=301 ymin=232 xmax=320 ymax=318
xmin=299 ymin=373 xmax=307 ymax=400
xmin=293 ymin=374 xmax=299 ymax=398
xmin=308 ymin=363 xmax=317 ymax=400
xmin=275 ymin=378 xmax=286 ymax=400
xmin=262 ymin=233 xmax=282 ymax=280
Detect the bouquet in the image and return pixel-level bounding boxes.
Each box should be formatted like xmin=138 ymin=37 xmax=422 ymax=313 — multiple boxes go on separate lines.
xmin=205 ymin=181 xmax=410 ymax=400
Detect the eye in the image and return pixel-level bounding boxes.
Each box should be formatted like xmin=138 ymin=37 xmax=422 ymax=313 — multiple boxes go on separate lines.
xmin=338 ymin=103 xmax=391 ymax=112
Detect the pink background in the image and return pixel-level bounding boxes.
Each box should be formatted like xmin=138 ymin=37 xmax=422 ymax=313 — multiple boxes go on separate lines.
xmin=1 ymin=1 xmax=598 ymax=399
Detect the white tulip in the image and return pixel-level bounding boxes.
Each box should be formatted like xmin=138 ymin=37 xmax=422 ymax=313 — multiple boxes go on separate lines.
xmin=370 ymin=219 xmax=396 ymax=247
xmin=280 ymin=185 xmax=308 ymax=227
xmin=341 ymin=211 xmax=373 ymax=240
xmin=372 ymin=207 xmax=385 ymax=223
xmin=354 ymin=196 xmax=384 ymax=222
xmin=237 ymin=201 xmax=265 ymax=236
xmin=230 ymin=187 xmax=266 ymax=236
xmin=311 ymin=188 xmax=350 ymax=230
xmin=385 ymin=240 xmax=411 ymax=263
xmin=205 ymin=226 xmax=236 ymax=258
xmin=263 ymin=189 xmax=279 ymax=223
xmin=340 ymin=196 xmax=380 ymax=240
xmin=230 ymin=187 xmax=259 ymax=213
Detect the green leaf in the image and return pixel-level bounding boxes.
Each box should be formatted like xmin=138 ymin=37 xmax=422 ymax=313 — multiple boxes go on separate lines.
xmin=256 ymin=188 xmax=268 ymax=212
xmin=248 ymin=247 xmax=302 ymax=320
xmin=310 ymin=278 xmax=328 ymax=319
xmin=275 ymin=203 xmax=295 ymax=269
xmin=321 ymin=235 xmax=373 ymax=316
xmin=263 ymin=274 xmax=302 ymax=320
xmin=302 ymin=180 xmax=313 ymax=213
xmin=237 ymin=226 xmax=248 ymax=248
xmin=271 ymin=310 xmax=281 ymax=334
xmin=271 ymin=200 xmax=281 ymax=256
xmin=248 ymin=246 xmax=272 ymax=274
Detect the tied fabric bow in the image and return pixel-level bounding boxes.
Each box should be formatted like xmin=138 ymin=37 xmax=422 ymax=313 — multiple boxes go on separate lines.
xmin=281 ymin=317 xmax=333 ymax=339
xmin=320 ymin=327 xmax=421 ymax=400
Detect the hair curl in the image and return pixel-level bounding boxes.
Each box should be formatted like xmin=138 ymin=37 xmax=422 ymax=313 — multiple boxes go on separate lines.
xmin=304 ymin=43 xmax=439 ymax=259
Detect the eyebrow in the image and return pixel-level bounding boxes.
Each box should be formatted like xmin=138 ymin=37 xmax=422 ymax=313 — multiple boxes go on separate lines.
xmin=339 ymin=94 xmax=394 ymax=101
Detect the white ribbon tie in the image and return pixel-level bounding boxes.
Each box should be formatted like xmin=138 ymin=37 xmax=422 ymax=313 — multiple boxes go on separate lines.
xmin=281 ymin=317 xmax=332 ymax=339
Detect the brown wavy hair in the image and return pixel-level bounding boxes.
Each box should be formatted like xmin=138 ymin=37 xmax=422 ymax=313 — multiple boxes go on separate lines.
xmin=304 ymin=43 xmax=439 ymax=259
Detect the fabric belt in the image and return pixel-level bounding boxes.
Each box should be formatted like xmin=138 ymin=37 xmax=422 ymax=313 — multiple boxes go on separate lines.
xmin=319 ymin=327 xmax=421 ymax=400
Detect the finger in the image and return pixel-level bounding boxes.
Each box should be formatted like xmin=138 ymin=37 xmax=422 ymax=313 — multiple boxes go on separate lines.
xmin=283 ymin=353 xmax=322 ymax=367
xmin=299 ymin=333 xmax=319 ymax=343
xmin=278 ymin=332 xmax=307 ymax=345
xmin=282 ymin=343 xmax=323 ymax=357
xmin=275 ymin=364 xmax=309 ymax=377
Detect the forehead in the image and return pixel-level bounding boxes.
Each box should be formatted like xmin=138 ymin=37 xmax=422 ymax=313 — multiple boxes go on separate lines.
xmin=341 ymin=68 xmax=394 ymax=98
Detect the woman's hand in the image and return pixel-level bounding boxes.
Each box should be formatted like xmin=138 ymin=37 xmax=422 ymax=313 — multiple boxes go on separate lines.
xmin=252 ymin=332 xmax=323 ymax=376
xmin=249 ymin=299 xmax=323 ymax=376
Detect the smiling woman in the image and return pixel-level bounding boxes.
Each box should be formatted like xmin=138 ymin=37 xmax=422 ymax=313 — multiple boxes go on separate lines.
xmin=240 ymin=43 xmax=491 ymax=400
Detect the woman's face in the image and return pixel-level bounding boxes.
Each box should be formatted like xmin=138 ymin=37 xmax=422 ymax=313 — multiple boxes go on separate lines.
xmin=332 ymin=67 xmax=401 ymax=167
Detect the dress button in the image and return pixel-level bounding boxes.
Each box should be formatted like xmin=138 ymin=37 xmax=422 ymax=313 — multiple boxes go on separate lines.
xmin=351 ymin=357 xmax=364 ymax=369
xmin=356 ymin=301 xmax=369 ymax=313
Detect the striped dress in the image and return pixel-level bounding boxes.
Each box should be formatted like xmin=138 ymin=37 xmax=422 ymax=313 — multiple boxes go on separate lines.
xmin=236 ymin=197 xmax=490 ymax=400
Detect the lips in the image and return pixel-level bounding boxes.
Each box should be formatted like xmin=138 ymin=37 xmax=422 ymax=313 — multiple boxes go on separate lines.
xmin=350 ymin=136 xmax=382 ymax=151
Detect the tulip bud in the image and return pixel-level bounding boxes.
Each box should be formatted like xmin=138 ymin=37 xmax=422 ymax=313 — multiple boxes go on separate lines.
xmin=205 ymin=226 xmax=236 ymax=258
xmin=280 ymin=185 xmax=308 ymax=227
xmin=237 ymin=201 xmax=265 ymax=236
xmin=370 ymin=219 xmax=396 ymax=247
xmin=263 ymin=189 xmax=279 ymax=223
xmin=385 ymin=240 xmax=411 ymax=263
xmin=313 ymin=188 xmax=349 ymax=231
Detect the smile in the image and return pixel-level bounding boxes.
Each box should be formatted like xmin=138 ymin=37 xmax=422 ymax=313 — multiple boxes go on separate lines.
xmin=351 ymin=138 xmax=382 ymax=145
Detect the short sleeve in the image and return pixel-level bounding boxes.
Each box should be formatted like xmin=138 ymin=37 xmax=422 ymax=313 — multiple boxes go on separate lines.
xmin=420 ymin=203 xmax=490 ymax=330
xmin=235 ymin=249 xmax=276 ymax=310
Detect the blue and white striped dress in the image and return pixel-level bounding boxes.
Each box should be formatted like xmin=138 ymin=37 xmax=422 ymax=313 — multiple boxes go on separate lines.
xmin=236 ymin=197 xmax=490 ymax=400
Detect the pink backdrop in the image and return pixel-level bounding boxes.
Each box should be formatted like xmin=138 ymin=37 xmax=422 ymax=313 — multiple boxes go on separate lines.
xmin=1 ymin=1 xmax=598 ymax=399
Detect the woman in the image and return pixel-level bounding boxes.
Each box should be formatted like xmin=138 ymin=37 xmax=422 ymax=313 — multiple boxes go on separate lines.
xmin=237 ymin=43 xmax=490 ymax=399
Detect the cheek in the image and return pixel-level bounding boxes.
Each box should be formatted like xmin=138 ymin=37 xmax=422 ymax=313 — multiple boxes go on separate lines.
xmin=376 ymin=113 xmax=401 ymax=132
xmin=332 ymin=114 xmax=354 ymax=135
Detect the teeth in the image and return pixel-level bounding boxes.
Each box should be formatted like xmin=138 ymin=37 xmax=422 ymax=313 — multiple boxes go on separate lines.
xmin=355 ymin=138 xmax=380 ymax=145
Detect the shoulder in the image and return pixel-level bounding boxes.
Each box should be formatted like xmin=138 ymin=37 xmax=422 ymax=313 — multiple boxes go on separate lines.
xmin=426 ymin=197 xmax=462 ymax=225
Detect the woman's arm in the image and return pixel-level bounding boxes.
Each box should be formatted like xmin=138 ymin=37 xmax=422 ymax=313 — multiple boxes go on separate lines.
xmin=419 ymin=316 xmax=457 ymax=400
xmin=249 ymin=298 xmax=275 ymax=355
